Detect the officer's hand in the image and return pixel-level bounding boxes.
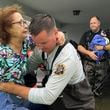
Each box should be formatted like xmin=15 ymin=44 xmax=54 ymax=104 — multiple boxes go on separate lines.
xmin=88 ymin=51 xmax=98 ymax=60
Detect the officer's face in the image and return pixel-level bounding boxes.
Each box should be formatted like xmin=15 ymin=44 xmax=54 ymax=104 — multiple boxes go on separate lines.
xmin=89 ymin=17 xmax=100 ymax=32
xmin=32 ymin=28 xmax=59 ymax=54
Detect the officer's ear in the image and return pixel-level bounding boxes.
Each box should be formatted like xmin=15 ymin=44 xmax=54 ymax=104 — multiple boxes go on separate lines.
xmin=56 ymin=31 xmax=65 ymax=45
xmin=53 ymin=27 xmax=58 ymax=36
xmin=52 ymin=27 xmax=59 ymax=41
xmin=55 ymin=34 xmax=59 ymax=45
xmin=56 ymin=31 xmax=60 ymax=44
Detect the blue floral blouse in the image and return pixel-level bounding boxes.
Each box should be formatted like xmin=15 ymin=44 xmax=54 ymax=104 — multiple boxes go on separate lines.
xmin=0 ymin=37 xmax=34 ymax=84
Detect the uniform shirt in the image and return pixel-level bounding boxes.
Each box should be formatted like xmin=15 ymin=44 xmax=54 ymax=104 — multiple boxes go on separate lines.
xmin=0 ymin=39 xmax=31 ymax=84
xmin=28 ymin=42 xmax=85 ymax=105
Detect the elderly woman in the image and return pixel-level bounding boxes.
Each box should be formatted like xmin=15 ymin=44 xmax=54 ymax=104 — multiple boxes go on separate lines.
xmin=0 ymin=4 xmax=32 ymax=110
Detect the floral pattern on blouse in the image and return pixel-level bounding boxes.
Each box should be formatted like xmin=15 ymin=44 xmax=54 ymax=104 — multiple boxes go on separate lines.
xmin=0 ymin=38 xmax=32 ymax=84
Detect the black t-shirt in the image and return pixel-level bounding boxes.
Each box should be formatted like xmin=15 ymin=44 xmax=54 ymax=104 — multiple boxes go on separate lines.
xmin=79 ymin=29 xmax=102 ymax=49
xmin=78 ymin=29 xmax=110 ymax=60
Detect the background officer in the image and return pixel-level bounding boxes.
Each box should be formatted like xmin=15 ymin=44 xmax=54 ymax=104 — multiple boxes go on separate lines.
xmin=78 ymin=16 xmax=110 ymax=96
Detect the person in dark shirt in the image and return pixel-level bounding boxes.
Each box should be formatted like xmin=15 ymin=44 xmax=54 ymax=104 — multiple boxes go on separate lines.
xmin=78 ymin=16 xmax=110 ymax=96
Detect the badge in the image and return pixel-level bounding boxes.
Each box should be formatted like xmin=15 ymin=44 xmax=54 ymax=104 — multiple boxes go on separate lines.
xmin=55 ymin=64 xmax=65 ymax=75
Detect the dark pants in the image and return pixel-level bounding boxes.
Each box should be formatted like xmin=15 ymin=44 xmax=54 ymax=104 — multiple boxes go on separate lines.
xmin=63 ymin=79 xmax=95 ymax=110
xmin=51 ymin=79 xmax=95 ymax=110
xmin=83 ymin=60 xmax=109 ymax=93
xmin=29 ymin=103 xmax=49 ymax=110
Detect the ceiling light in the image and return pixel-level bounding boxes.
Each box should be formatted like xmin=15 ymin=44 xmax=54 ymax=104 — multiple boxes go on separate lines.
xmin=73 ymin=10 xmax=81 ymax=16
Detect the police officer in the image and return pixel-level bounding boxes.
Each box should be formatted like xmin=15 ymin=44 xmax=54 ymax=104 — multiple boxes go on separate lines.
xmin=0 ymin=13 xmax=95 ymax=110
xmin=78 ymin=16 xmax=110 ymax=96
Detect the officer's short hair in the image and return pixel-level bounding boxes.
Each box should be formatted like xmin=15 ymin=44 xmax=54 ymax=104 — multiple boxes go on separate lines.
xmin=29 ymin=13 xmax=56 ymax=36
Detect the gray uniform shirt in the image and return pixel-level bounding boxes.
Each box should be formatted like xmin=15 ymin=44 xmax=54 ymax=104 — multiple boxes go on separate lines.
xmin=28 ymin=43 xmax=85 ymax=105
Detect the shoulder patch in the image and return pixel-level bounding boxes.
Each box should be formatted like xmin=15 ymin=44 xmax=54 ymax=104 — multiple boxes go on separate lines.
xmin=55 ymin=64 xmax=65 ymax=75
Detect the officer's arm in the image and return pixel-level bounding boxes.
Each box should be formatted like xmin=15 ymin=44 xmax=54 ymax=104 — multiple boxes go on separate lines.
xmin=78 ymin=45 xmax=98 ymax=60
xmin=95 ymin=44 xmax=110 ymax=51
xmin=78 ymin=45 xmax=91 ymax=56
xmin=104 ymin=44 xmax=110 ymax=50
